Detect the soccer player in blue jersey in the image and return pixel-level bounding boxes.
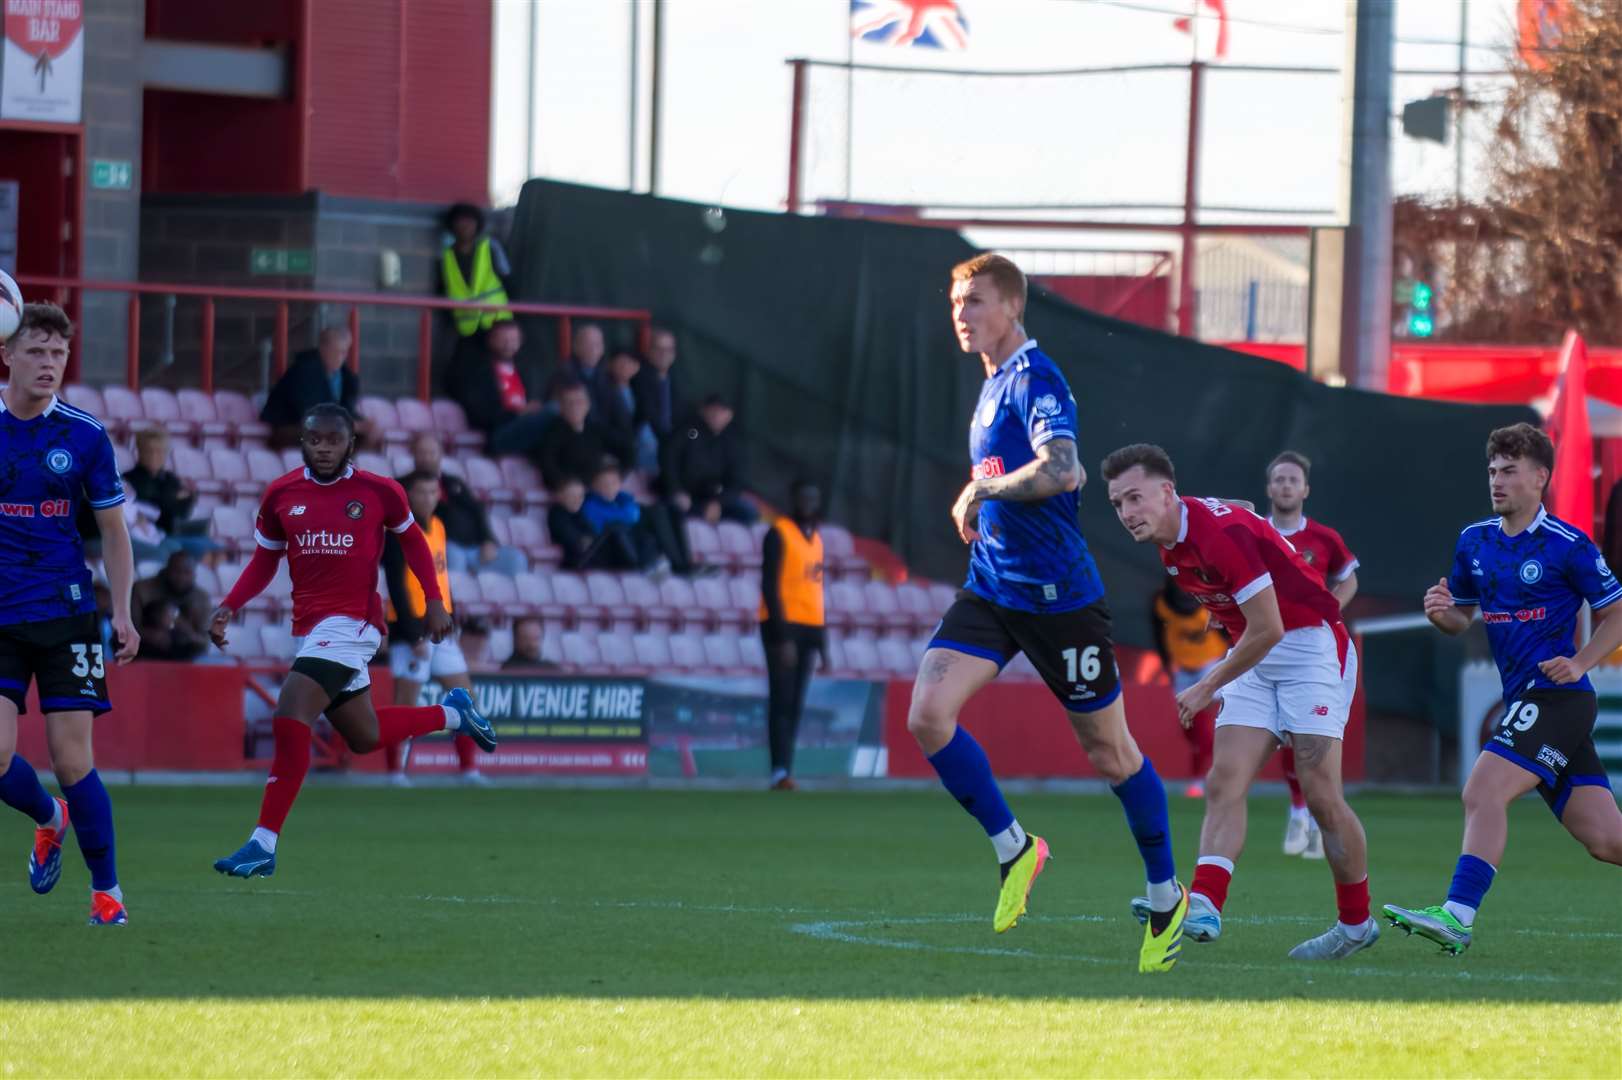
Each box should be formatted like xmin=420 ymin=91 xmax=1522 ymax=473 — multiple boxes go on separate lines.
xmin=0 ymin=303 xmax=139 ymax=926
xmin=1385 ymin=424 xmax=1622 ymax=954
xmin=908 ymin=254 xmax=1187 ymax=973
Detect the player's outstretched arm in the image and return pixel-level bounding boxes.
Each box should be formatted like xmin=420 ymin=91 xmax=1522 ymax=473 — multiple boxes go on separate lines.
xmin=978 ymin=437 xmax=1083 ymax=502
xmin=93 ymin=505 xmax=141 ymax=664
xmin=1423 ymin=577 xmax=1474 ymax=635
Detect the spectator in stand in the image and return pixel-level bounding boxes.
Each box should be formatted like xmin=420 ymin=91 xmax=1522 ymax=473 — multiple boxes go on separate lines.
xmin=547 ymin=476 xmax=623 ymax=571
xmin=444 ymin=320 xmax=551 ymax=459
xmin=632 ymin=326 xmax=683 ymax=474
xmin=1149 ymin=576 xmax=1225 ymax=798
xmin=502 ymin=615 xmax=560 ymax=671
xmin=260 ymin=326 xmax=375 ymax=449
xmin=664 ymin=394 xmax=757 ymax=524
xmin=133 ymin=550 xmax=213 ymax=645
xmin=565 ymin=322 xmax=606 ymax=385
xmin=437 ymin=202 xmax=512 ymax=343
xmin=122 ymin=428 xmax=217 ymax=559
xmin=759 ymin=479 xmax=829 ymax=792
xmin=135 ymin=597 xmax=205 ymax=662
xmin=592 ymin=348 xmax=644 ymax=469
xmin=407 ymin=432 xmax=525 ymax=576
xmin=584 ymin=457 xmax=696 ymax=575
xmin=536 ymin=378 xmax=633 ymax=491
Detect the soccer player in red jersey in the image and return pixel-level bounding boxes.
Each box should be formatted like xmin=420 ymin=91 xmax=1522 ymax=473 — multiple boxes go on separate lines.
xmin=1264 ymin=451 xmax=1359 ymax=860
xmin=1104 ymin=444 xmax=1378 ymax=960
xmin=207 ymin=404 xmax=498 ymax=878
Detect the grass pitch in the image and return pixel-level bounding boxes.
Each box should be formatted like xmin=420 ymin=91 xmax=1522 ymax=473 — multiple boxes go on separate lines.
xmin=1 ymin=785 xmax=1617 ymax=1077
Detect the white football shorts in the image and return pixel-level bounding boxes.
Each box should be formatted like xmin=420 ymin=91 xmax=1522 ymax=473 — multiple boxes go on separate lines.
xmin=1215 ymin=623 xmax=1356 ymax=741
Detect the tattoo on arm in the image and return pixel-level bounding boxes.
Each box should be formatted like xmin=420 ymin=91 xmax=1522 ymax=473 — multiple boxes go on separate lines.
xmin=978 ymin=439 xmax=1079 ymax=502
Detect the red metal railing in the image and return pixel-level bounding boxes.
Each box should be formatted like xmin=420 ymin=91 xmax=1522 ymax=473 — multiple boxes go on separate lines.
xmin=15 ymin=275 xmax=653 ymax=401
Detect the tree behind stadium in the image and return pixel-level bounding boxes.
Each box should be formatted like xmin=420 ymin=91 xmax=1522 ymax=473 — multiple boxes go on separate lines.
xmin=1393 ymin=0 xmax=1622 ymax=343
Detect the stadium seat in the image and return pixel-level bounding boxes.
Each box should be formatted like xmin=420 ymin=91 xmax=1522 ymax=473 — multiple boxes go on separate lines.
xmin=717 ymin=521 xmax=761 ymax=569
xmin=279 ymin=447 xmax=304 ymax=472
xmin=894 ymin=582 xmax=938 ymax=634
xmin=139 ymin=388 xmax=195 ymax=441
xmin=550 ymin=573 xmax=601 ymax=628
xmin=181 ymin=390 xmax=233 ymax=448
xmin=631 ymin=631 xmax=673 ymax=669
xmin=355 ymin=396 xmax=399 ymax=436
xmin=841 ymin=635 xmax=883 ymax=677
xmin=506 ymin=515 xmax=556 ymax=564
xmin=927 ymin=583 xmax=958 ymax=617
xmin=191 ymin=562 xmax=221 ymax=598
xmin=485 ymin=624 xmax=514 ymax=666
xmin=100 ymin=386 xmax=144 ymax=435
xmin=701 ymin=632 xmax=748 ymax=675
xmin=212 ymin=391 xmax=271 ymax=444
xmin=737 ymin=631 xmax=767 ymax=671
xmin=448 ymin=570 xmax=492 ymax=618
xmin=597 ymin=629 xmax=642 ymax=674
xmin=876 ymin=637 xmax=914 ymax=676
xmin=354 ymin=451 xmax=391 ymax=477
xmin=685 ymin=519 xmax=723 ymax=568
xmin=394 ymin=398 xmax=435 ymax=439
xmin=208 ymin=448 xmax=261 ymax=498
xmin=430 ymin=398 xmax=484 ymax=452
xmin=658 ymin=576 xmax=707 ymax=631
xmin=910 ymin=637 xmax=931 ymax=666
xmin=618 ymin=573 xmax=669 ymax=629
xmin=245 ymin=447 xmax=286 ymax=486
xmin=824 ymin=633 xmax=848 ymax=676
xmin=726 ymin=574 xmax=760 ymax=626
xmin=692 ymin=574 xmax=741 ymax=630
xmin=63 ymin=384 xmax=106 ymax=419
xmin=827 ymin=580 xmax=880 ymax=632
xmin=221 ymin=612 xmax=269 ymax=661
xmin=863 ymin=581 xmax=913 ymax=635
xmin=585 ymin=572 xmax=638 ymax=629
xmin=113 ymin=443 xmax=135 ymax=474
xmin=475 ymin=570 xmax=522 ymax=616
xmin=210 ymin=504 xmax=255 ymax=555
xmin=668 ymin=631 xmax=707 ymax=672
xmin=463 ymin=456 xmax=516 ymax=509
xmin=514 ymin=571 xmax=568 ymax=623
xmin=171 ymin=444 xmax=223 ymax=496
xmin=559 ymin=630 xmax=603 ymax=672
xmin=820 ymin=523 xmax=868 ymax=580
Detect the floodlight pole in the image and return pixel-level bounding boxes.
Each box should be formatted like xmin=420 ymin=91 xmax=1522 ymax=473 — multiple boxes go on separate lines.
xmin=1178 ymin=61 xmax=1205 ymax=338
xmin=787 ymin=59 xmax=807 ymax=214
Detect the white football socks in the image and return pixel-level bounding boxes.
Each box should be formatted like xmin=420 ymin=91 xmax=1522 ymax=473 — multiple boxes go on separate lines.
xmin=1146 ymin=878 xmax=1182 ymax=912
xmin=442 ymin=704 xmax=462 ymax=731
xmin=991 ymin=821 xmax=1028 ymax=864
xmin=250 ymin=826 xmax=279 ymax=853
xmin=1443 ymin=900 xmax=1476 ymax=926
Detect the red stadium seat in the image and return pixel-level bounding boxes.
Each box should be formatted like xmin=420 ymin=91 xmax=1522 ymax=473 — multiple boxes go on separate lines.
xmin=212 ymin=391 xmax=270 ymax=444
xmin=356 ymin=396 xmax=399 ymax=432
xmin=514 ymin=571 xmax=568 ymax=623
xmin=463 ymin=456 xmax=516 ymax=508
xmin=100 ymin=386 xmax=144 ymax=435
xmin=245 ymin=447 xmax=286 ymax=486
xmin=863 ymin=581 xmax=912 ymax=635
xmin=668 ymin=631 xmax=707 ymax=672
xmin=209 ymin=504 xmax=255 ymax=554
xmin=895 ymin=582 xmax=938 ymax=634
xmin=717 ymin=521 xmax=761 ymax=569
xmin=505 ymin=515 xmax=558 ymax=564
xmin=395 ymin=398 xmax=435 ymax=435
xmin=823 ymin=580 xmax=867 ymax=632
xmin=631 ymin=631 xmax=673 ymax=669
xmin=475 ymin=570 xmax=522 ymax=616
xmin=497 ymin=456 xmax=549 ymax=509
xmin=139 ymin=388 xmax=195 ymax=441
xmin=448 ymin=570 xmax=492 ymax=618
xmin=63 ymin=384 xmax=106 ymax=419
xmin=177 ymin=389 xmax=236 ymax=449
xmin=208 ymin=448 xmax=261 ymax=498
xmin=171 ymin=444 xmax=223 ymax=496
xmin=820 ymin=523 xmax=869 ymax=581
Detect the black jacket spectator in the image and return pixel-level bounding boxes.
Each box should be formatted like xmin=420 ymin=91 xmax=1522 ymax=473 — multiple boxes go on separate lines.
xmin=445 ymin=352 xmax=521 ymax=438
xmin=632 ymin=364 xmax=683 ymax=442
xmin=592 ymin=354 xmax=642 ymax=460
xmin=537 ymin=417 xmax=631 ymax=491
xmin=435 ymin=473 xmax=497 ymax=548
xmin=261 ymin=347 xmax=359 ymax=429
xmin=664 ymin=407 xmax=742 ymax=503
xmin=123 ymin=463 xmax=194 ymax=534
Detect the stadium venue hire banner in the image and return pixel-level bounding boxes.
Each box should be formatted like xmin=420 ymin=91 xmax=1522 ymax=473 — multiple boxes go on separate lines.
xmin=505 ymin=180 xmax=1536 ymax=651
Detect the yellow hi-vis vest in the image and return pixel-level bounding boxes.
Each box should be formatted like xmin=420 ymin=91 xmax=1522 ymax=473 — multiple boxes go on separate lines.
xmin=442 ymin=237 xmax=512 ymax=337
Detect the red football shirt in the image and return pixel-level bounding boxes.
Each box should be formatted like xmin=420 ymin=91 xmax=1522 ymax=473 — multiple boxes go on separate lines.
xmin=1160 ymin=497 xmax=1343 ymax=639
xmin=253 ymin=466 xmax=414 ymax=635
xmin=1270 ymin=515 xmax=1358 ymax=586
xmin=493 ymin=361 xmax=527 ymax=412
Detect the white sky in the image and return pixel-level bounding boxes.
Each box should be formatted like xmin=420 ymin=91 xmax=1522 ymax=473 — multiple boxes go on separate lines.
xmin=489 ymin=1 xmax=1524 ymax=228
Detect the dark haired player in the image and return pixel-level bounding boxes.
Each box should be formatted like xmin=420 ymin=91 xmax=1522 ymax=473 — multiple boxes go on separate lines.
xmin=910 ymin=254 xmax=1187 ymax=975
xmin=1104 ymin=443 xmax=1378 ymax=961
xmin=209 ymin=404 xmax=498 ymax=878
xmin=1384 ymin=423 xmax=1622 ymax=954
xmin=0 ymin=303 xmax=139 ymax=926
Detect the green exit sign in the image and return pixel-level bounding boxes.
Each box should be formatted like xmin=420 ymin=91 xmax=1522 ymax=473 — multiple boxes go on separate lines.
xmin=250 ymin=248 xmax=314 ymax=276
xmin=90 ymin=159 xmax=132 ymax=191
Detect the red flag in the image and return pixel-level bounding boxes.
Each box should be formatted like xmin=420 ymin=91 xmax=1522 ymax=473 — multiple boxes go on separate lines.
xmin=1548 ymin=329 xmax=1593 ymax=533
xmin=1517 ymin=0 xmax=1572 ymax=70
xmin=1173 ymin=0 xmax=1230 ymax=59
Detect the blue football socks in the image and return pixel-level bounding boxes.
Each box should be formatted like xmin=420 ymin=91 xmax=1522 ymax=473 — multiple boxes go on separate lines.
xmin=0 ymin=753 xmax=57 ymax=826
xmin=1111 ymin=757 xmax=1177 ymax=896
xmin=927 ymin=726 xmax=1018 ymax=848
xmin=62 ymin=769 xmax=118 ymax=892
xmin=1443 ymin=854 xmax=1495 ymax=926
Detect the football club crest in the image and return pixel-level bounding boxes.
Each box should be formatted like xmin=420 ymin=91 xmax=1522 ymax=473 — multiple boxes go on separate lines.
xmin=346 ymin=500 xmax=365 ymax=520
xmin=44 ymin=448 xmax=72 ymax=474
xmin=1519 ymin=560 xmax=1543 ymax=584
xmin=1033 ymin=393 xmax=1061 ymax=418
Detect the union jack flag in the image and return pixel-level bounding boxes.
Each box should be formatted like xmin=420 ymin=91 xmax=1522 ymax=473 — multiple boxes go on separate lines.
xmin=851 ymin=0 xmax=970 ymax=51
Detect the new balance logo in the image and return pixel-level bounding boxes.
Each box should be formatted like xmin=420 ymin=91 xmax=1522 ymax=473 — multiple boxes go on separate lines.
xmin=1311 ymin=705 xmax=1330 ymax=716
xmin=289 ymin=506 xmax=306 ymax=515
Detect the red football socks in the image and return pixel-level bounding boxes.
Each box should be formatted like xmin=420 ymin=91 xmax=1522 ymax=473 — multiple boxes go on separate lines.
xmin=455 ymin=733 xmax=478 ymax=772
xmin=1282 ymin=747 xmax=1307 ymax=809
xmin=1336 ymin=877 xmax=1371 ymax=926
xmin=257 ymin=717 xmax=311 ymax=833
xmin=1191 ymin=858 xmax=1233 ymax=911
xmin=377 ymin=705 xmax=448 ymax=746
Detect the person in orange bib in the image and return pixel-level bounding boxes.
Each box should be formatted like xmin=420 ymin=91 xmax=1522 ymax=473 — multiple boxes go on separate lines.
xmin=382 ymin=471 xmax=484 ymax=784
xmin=1150 ymin=576 xmax=1228 ymax=797
xmin=759 ymin=479 xmax=829 ymax=791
